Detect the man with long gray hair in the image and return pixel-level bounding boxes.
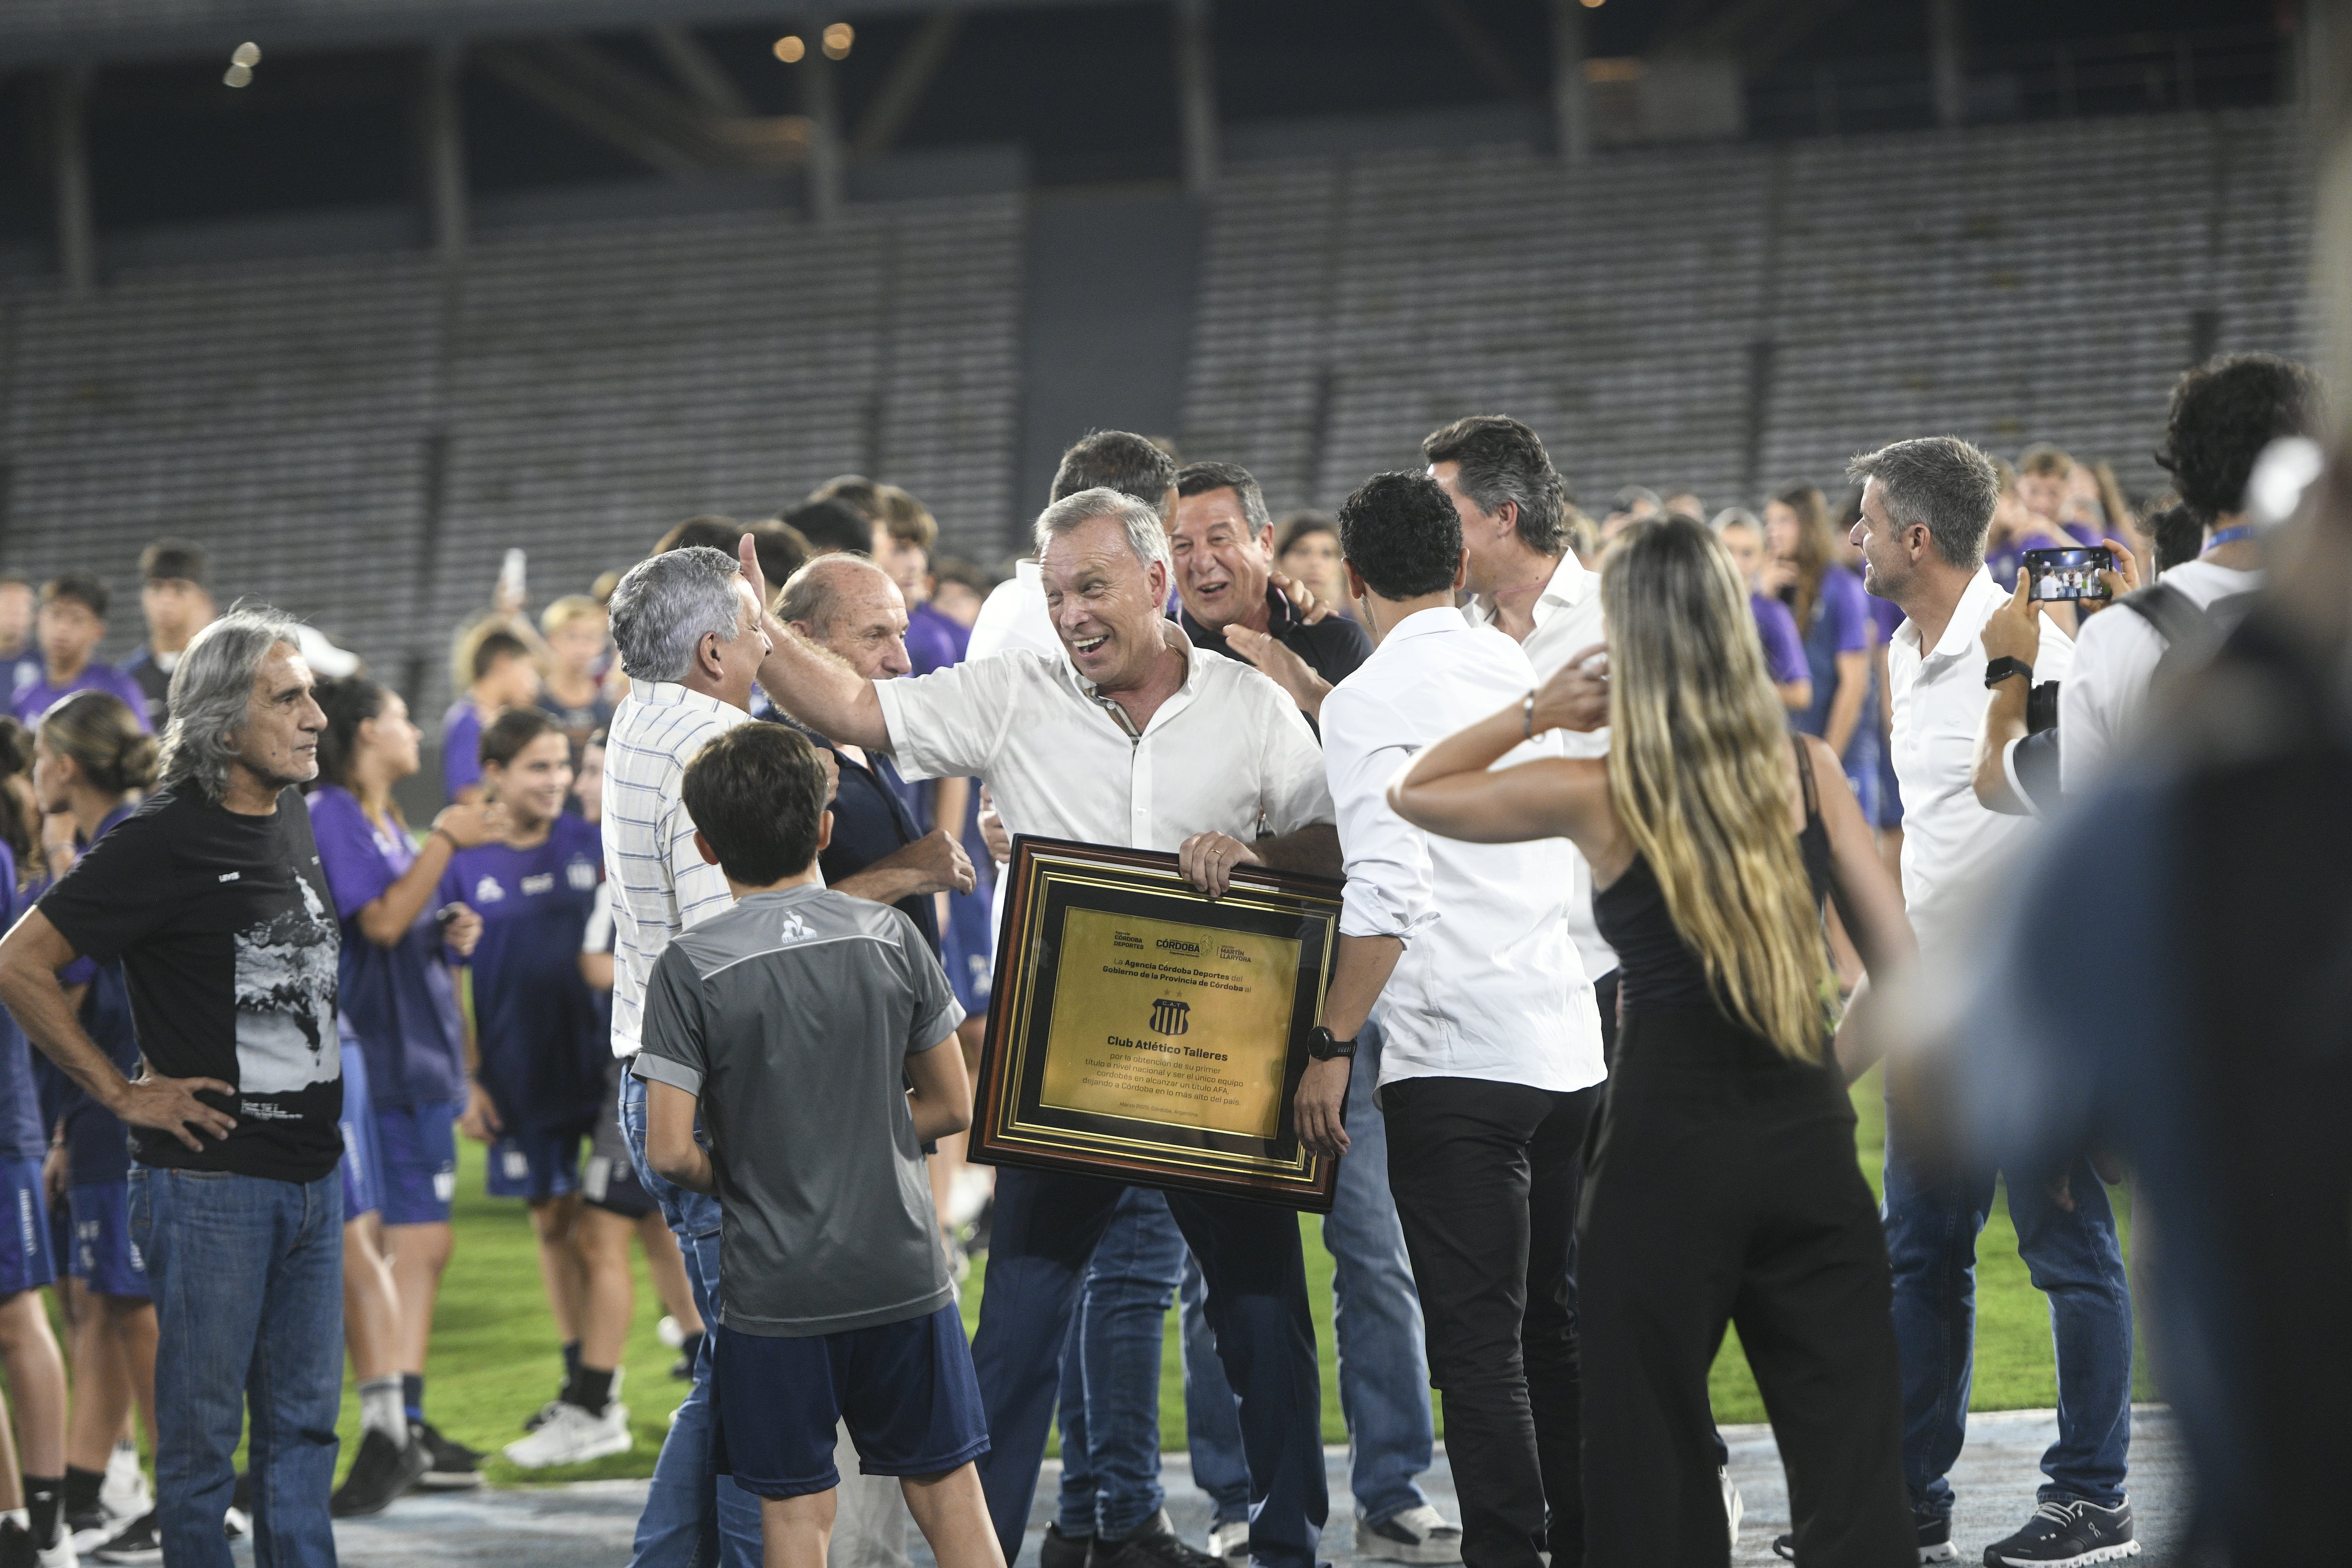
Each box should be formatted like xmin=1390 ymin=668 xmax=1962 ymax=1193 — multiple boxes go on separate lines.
xmin=596 ymin=544 xmax=771 ymax=1567
xmin=0 ymin=607 xmax=342 ymax=1568
xmin=741 ymin=488 xmax=1340 ymax=1568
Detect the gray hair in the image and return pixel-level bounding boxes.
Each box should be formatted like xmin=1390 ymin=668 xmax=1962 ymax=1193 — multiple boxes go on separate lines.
xmin=1710 ymin=507 xmax=1763 ymax=536
xmin=159 ymin=605 xmax=308 ymax=802
xmin=1846 ymin=437 xmax=2000 ymax=570
xmin=776 ymin=553 xmax=891 ymax=639
xmin=1033 ymin=487 xmax=1170 ymax=576
xmin=608 ymin=546 xmax=745 ymax=682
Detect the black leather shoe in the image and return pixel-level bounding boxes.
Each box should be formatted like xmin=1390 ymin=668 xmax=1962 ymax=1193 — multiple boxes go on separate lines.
xmin=1091 ymin=1512 xmax=1225 ymax=1568
xmin=1042 ymin=1522 xmax=1095 ymax=1568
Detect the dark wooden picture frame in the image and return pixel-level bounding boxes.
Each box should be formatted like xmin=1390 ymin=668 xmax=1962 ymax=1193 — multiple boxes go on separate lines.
xmin=969 ymin=835 xmax=1344 ymax=1213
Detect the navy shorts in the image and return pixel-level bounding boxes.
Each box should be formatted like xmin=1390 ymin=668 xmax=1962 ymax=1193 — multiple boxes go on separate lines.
xmin=713 ymin=1303 xmax=989 ymax=1500
xmin=485 ymin=1120 xmax=593 ymax=1204
xmin=373 ymin=1100 xmax=460 ymax=1226
xmin=0 ymin=1156 xmax=56 ymax=1297
xmin=339 ymin=1039 xmax=382 ymax=1221
xmin=67 ymin=1179 xmax=147 ymax=1299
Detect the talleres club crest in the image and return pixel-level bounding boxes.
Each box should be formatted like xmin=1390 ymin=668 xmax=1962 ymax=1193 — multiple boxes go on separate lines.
xmin=1149 ymin=997 xmax=1192 ymax=1036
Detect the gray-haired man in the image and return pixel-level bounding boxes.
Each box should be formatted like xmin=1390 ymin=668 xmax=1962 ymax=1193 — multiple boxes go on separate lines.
xmin=0 ymin=609 xmax=340 ymax=1568
xmin=743 ymin=487 xmax=1339 ymax=1568
xmin=598 ymin=545 xmax=771 ymax=1567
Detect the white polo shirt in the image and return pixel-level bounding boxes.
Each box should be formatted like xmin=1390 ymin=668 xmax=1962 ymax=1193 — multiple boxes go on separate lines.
xmin=1888 ymin=568 xmax=2074 ymax=949
xmin=1465 ymin=550 xmax=1618 ymax=982
xmin=2057 ymin=559 xmax=2262 ymax=794
xmin=875 ymin=623 xmax=1333 ymax=852
xmin=601 ymin=680 xmax=754 ymax=1057
xmin=1323 ymin=609 xmax=1603 ymax=1093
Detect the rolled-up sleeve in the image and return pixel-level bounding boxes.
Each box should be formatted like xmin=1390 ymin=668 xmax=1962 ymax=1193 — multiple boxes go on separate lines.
xmin=1321 ymin=687 xmax=1434 ymax=942
xmin=876 ymin=654 xmax=1021 ymax=784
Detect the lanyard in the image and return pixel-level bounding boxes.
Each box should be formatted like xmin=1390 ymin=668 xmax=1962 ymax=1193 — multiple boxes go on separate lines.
xmin=2203 ymin=524 xmax=2258 ymax=553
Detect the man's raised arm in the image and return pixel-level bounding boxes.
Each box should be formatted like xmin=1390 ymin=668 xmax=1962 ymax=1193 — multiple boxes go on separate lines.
xmin=739 ymin=534 xmax=892 ymax=752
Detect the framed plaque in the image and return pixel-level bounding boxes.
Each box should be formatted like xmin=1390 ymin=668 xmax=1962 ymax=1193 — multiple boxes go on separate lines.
xmin=969 ymin=835 xmax=1343 ymax=1213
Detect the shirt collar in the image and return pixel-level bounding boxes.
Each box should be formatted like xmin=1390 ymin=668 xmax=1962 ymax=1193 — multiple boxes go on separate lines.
xmin=1467 ymin=551 xmax=1589 ymax=631
xmin=1177 ymin=586 xmax=1296 ymax=655
xmin=1925 ymin=569 xmax=2004 ymax=662
xmin=1387 ymin=605 xmax=1470 ymax=644
xmin=627 ymin=678 xmax=734 ymax=714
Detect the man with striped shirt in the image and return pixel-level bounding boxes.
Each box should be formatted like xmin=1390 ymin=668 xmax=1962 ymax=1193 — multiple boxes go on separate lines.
xmin=600 ymin=545 xmax=769 ymax=1568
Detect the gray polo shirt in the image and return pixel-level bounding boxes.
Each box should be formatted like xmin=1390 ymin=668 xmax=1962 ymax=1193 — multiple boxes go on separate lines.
xmin=633 ymin=885 xmax=965 ymax=1337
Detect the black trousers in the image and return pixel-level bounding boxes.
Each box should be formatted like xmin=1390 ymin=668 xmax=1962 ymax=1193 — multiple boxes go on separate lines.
xmin=1579 ymin=1010 xmax=1912 ymax=1568
xmin=1383 ymin=1075 xmax=1598 ymax=1568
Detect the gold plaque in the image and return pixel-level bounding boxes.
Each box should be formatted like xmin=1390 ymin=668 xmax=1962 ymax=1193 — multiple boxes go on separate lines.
xmin=970 ymin=837 xmax=1342 ymax=1211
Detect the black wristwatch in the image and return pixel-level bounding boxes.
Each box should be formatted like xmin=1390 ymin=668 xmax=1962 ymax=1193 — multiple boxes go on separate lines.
xmin=1984 ymin=656 xmax=2034 ymax=690
xmin=1307 ymin=1026 xmax=1357 ymax=1061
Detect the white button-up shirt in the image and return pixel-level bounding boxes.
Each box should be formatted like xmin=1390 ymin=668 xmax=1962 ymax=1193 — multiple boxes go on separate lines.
xmin=1888 ymin=568 xmax=2074 ymax=949
xmin=601 ymin=680 xmax=754 ymax=1057
xmin=1324 ymin=609 xmax=1603 ymax=1092
xmin=2057 ymin=559 xmax=2261 ymax=794
xmin=1464 ymin=550 xmax=1618 ymax=982
xmin=876 ymin=623 xmax=1332 ymax=852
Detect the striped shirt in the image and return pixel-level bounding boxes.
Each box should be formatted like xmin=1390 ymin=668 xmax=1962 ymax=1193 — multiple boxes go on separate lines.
xmin=601 ymin=680 xmax=753 ymax=1058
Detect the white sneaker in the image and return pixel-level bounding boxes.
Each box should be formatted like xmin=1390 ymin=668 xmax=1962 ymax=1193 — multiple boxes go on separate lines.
xmin=501 ymin=1401 xmax=632 ymax=1469
xmin=1207 ymin=1521 xmax=1248 ymax=1565
xmin=657 ymin=1315 xmax=686 ymax=1349
xmin=34 ymin=1520 xmax=76 ymax=1568
xmin=1356 ymin=1505 xmax=1463 ymax=1565
xmin=100 ymin=1443 xmax=149 ymax=1526
xmin=1722 ymin=1467 xmax=1743 ymax=1546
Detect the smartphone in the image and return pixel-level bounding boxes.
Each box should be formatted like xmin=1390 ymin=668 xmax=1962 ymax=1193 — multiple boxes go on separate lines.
xmin=498 ymin=547 xmax=527 ymax=605
xmin=2023 ymin=546 xmax=2113 ymax=603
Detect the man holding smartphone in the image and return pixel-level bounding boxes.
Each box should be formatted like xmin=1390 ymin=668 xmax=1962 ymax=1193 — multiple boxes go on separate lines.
xmin=1848 ymin=438 xmax=2139 ymax=1568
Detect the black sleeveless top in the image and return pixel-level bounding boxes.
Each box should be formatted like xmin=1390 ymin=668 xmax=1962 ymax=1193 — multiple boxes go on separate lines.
xmin=1592 ymin=739 xmax=1834 ymax=1019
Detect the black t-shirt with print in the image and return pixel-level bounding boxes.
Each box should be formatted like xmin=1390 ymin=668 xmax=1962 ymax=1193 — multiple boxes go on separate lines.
xmin=38 ymin=783 xmax=343 ymax=1183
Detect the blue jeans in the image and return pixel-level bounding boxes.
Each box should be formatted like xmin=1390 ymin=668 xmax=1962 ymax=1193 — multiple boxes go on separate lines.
xmin=973 ymin=1168 xmax=1327 ymax=1568
xmin=131 ymin=1165 xmax=342 ymax=1568
xmin=1186 ymin=1015 xmax=1434 ymax=1528
xmin=620 ymin=1069 xmax=763 ymax=1568
xmin=1882 ymin=1104 xmax=2134 ymax=1516
xmin=1057 ymin=1188 xmax=1190 ymax=1538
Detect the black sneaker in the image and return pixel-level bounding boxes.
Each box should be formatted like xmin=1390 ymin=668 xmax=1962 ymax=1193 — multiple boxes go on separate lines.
xmin=1091 ymin=1511 xmax=1225 ymax=1568
xmin=1982 ymin=1497 xmax=2138 ymax=1566
xmin=1041 ymin=1522 xmax=1094 ymax=1568
xmin=0 ymin=1520 xmax=32 ymax=1568
xmin=1775 ymin=1513 xmax=1957 ymax=1563
xmin=91 ymin=1512 xmax=164 ymax=1564
xmin=331 ymin=1427 xmax=431 ymax=1517
xmin=412 ymin=1420 xmax=485 ymax=1490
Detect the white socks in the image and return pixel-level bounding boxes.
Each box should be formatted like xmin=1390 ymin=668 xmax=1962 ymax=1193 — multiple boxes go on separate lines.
xmin=360 ymin=1376 xmax=410 ymax=1446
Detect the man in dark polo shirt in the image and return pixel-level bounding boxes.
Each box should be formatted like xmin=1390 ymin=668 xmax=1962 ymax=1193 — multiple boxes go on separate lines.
xmin=774 ymin=554 xmax=975 ymax=949
xmin=1171 ymin=462 xmax=1370 ymax=724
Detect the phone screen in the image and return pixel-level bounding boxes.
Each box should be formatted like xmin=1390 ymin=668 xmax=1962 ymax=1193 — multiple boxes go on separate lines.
xmin=2023 ymin=547 xmax=2114 ymax=603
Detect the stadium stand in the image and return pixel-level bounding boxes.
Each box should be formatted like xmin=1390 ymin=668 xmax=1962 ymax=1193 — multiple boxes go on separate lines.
xmin=0 ymin=104 xmax=2309 ymax=729
xmin=0 ymin=191 xmax=1022 ymax=710
xmin=1181 ymin=104 xmax=2312 ymax=513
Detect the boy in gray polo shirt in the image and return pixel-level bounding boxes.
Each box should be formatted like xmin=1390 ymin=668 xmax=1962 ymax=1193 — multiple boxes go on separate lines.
xmin=634 ymin=722 xmax=1001 ymax=1568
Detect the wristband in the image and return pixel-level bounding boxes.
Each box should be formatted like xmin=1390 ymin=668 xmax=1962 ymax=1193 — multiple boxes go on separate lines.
xmin=433 ymin=827 xmax=461 ymax=854
xmin=1983 ymin=656 xmax=2033 ymax=690
xmin=1522 ymin=690 xmax=1537 ymax=740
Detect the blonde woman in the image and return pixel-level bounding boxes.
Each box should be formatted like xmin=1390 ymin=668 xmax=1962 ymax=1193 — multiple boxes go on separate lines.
xmin=1390 ymin=515 xmax=1915 ymax=1568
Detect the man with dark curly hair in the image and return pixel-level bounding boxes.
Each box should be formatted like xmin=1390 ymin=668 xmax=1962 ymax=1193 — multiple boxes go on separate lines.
xmin=2059 ymin=352 xmax=2322 ymax=790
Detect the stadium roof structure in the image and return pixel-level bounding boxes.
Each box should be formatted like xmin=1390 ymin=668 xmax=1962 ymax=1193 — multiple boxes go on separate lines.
xmin=0 ymin=0 xmax=1146 ymax=68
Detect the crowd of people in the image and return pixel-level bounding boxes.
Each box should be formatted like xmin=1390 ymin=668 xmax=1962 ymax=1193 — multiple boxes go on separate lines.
xmin=0 ymin=348 xmax=2317 ymax=1568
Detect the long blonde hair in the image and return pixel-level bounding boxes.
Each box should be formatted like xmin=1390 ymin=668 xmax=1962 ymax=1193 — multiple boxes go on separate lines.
xmin=1602 ymin=516 xmax=1837 ymax=1063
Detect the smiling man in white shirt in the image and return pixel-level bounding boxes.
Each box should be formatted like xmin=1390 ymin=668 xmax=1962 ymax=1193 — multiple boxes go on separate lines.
xmin=744 ymin=487 xmax=1339 ymax=1568
xmin=1293 ymin=471 xmax=1602 ymax=1568
xmin=1849 ymin=437 xmax=2138 ymax=1568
